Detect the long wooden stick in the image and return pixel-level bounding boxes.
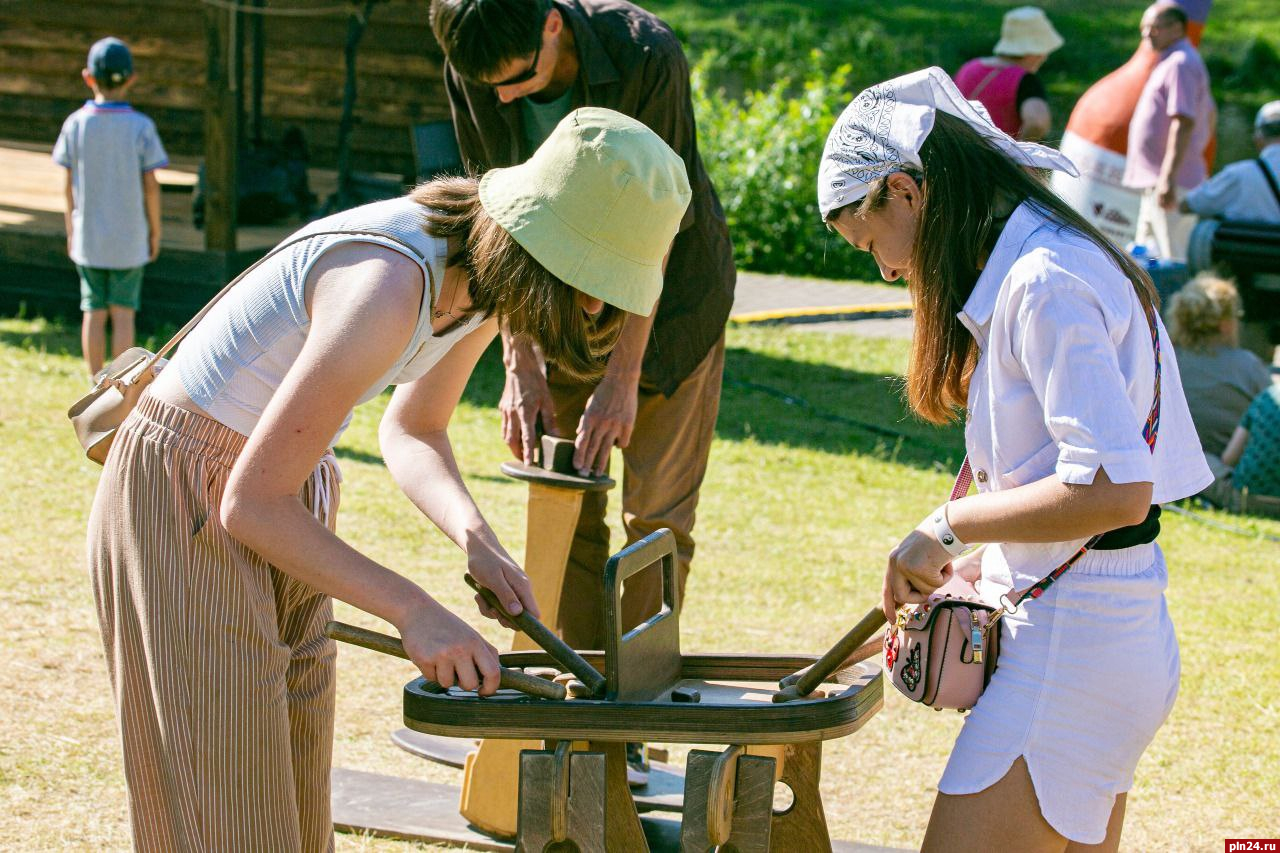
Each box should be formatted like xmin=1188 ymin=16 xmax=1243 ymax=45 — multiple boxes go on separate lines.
xmin=325 ymin=621 xmax=567 ymax=701
xmin=772 ymin=606 xmax=886 ymax=703
xmin=464 ymin=574 xmax=607 ymax=698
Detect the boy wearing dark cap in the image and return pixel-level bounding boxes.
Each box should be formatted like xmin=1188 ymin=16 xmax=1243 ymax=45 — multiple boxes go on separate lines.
xmin=54 ymin=37 xmax=167 ymax=378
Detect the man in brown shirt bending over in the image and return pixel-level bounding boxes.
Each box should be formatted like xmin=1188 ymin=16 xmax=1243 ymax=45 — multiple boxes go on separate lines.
xmin=429 ymin=0 xmax=736 ymax=760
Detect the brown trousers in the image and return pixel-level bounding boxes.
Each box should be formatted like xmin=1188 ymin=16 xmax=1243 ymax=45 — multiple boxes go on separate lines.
xmin=87 ymin=395 xmax=337 ymax=852
xmin=548 ymin=335 xmax=725 ymax=649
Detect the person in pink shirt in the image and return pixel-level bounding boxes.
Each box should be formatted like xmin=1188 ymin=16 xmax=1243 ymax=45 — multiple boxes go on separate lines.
xmin=954 ymin=6 xmax=1063 ymax=141
xmin=1122 ymin=2 xmax=1215 ymax=261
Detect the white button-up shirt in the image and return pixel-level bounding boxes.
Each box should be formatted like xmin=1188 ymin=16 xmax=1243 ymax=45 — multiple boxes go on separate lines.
xmin=959 ymin=203 xmax=1212 ymax=590
xmin=1184 ymin=142 xmax=1280 ymax=223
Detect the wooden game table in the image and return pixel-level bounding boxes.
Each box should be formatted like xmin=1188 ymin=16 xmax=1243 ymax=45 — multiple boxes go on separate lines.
xmin=394 ymin=531 xmax=883 ymax=852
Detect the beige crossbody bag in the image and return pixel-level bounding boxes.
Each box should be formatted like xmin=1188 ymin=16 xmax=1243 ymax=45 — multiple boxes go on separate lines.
xmin=67 ymin=228 xmax=434 ymax=464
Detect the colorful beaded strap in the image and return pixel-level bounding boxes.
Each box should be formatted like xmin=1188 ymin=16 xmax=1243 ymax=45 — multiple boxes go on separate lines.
xmin=955 ymin=301 xmax=1162 ymax=614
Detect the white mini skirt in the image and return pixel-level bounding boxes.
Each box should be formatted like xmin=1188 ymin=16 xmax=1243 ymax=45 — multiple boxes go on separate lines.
xmin=937 ymin=543 xmax=1180 ymax=844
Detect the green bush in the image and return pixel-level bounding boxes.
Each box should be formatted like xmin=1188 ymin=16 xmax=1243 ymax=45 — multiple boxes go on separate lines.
xmin=692 ymin=53 xmax=881 ymax=281
xmin=660 ymin=0 xmax=1278 ymax=280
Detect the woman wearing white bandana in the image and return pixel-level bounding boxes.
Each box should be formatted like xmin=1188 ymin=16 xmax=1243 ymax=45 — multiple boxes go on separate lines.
xmin=820 ymin=68 xmax=1210 ymax=850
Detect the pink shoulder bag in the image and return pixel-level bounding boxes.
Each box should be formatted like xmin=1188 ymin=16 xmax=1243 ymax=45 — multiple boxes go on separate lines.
xmin=884 ymin=303 xmax=1164 ymax=712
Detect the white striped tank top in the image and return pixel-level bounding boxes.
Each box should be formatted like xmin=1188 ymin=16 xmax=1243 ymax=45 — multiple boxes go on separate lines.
xmin=173 ymin=196 xmax=484 ymax=445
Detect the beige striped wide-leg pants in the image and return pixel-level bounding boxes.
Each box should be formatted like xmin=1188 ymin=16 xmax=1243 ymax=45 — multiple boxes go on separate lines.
xmin=87 ymin=394 xmax=338 ymax=852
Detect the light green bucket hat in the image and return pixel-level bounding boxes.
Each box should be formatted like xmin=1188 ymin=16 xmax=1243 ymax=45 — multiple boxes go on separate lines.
xmin=478 ymin=107 xmax=692 ymax=316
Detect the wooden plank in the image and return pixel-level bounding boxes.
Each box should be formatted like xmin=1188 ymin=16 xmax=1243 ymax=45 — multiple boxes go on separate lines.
xmin=512 ymin=483 xmax=585 ymax=651
xmin=589 ymin=741 xmax=648 ymax=852
xmin=331 ymin=767 xmax=511 ymax=852
xmin=392 ymin=729 xmax=686 ymax=814
xmin=403 ymin=655 xmax=884 ymax=745
xmin=203 ymin=3 xmax=238 ymax=251
xmin=768 ymin=741 xmax=832 ymax=853
xmin=680 ymin=750 xmax=775 ymax=852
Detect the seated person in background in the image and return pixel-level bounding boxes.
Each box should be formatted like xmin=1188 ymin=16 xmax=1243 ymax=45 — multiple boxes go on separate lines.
xmin=1183 ymin=101 xmax=1280 ymax=362
xmin=1167 ymin=274 xmax=1271 ymax=484
xmin=953 ymin=6 xmax=1063 ymax=141
xmin=1182 ymin=100 xmax=1280 ymax=223
xmin=1209 ymin=385 xmax=1280 ymax=518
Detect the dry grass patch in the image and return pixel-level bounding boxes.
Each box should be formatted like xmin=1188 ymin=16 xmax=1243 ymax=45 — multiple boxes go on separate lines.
xmin=1 ymin=318 xmax=1276 ymax=851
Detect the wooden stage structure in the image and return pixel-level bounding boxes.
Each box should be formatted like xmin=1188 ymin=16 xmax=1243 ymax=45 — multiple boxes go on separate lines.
xmin=0 ymin=138 xmax=349 ymax=320
xmin=0 ymin=0 xmax=454 ymax=323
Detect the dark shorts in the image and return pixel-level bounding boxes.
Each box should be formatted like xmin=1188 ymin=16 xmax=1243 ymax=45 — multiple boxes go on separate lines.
xmin=77 ymin=265 xmax=144 ymax=312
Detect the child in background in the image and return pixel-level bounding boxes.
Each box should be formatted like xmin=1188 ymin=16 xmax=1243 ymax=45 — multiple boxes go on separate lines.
xmin=54 ymin=37 xmax=167 ymax=378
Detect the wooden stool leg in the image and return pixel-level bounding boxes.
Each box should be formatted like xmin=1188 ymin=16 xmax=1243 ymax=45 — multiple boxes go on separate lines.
xmin=768 ymin=741 xmax=831 ymax=853
xmin=516 ymin=743 xmax=607 ymax=853
xmin=586 ymin=741 xmax=648 ymax=852
xmin=680 ymin=747 xmax=775 ymax=852
xmin=460 ymin=738 xmax=537 ymax=838
xmin=745 ymin=744 xmax=787 ymax=783
xmin=461 ymin=474 xmax=588 ymax=835
xmin=514 ymin=483 xmax=585 ymax=650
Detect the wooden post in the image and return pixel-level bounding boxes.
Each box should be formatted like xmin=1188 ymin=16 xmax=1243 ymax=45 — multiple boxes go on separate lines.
xmin=203 ymin=1 xmax=238 ymax=252
xmin=513 ymin=483 xmax=585 ymax=650
xmin=765 ymin=741 xmax=831 ymax=852
xmin=516 ymin=744 xmax=607 ymax=853
xmin=458 ymin=440 xmax=614 ymax=837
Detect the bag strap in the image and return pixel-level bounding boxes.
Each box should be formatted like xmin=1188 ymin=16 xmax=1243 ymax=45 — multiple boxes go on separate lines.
xmin=1257 ymin=157 xmax=1280 ymax=208
xmin=966 ymin=65 xmax=1005 ymax=101
xmin=954 ymin=301 xmax=1163 ymax=613
xmin=134 ymin=227 xmax=437 ymax=376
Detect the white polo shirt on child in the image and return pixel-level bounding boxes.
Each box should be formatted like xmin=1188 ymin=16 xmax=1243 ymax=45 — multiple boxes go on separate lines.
xmin=53 ymin=101 xmax=168 ymax=269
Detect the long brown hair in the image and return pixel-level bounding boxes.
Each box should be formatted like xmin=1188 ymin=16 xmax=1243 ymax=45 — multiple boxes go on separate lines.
xmin=835 ymin=111 xmax=1159 ymax=424
xmin=412 ymin=177 xmax=623 ymax=381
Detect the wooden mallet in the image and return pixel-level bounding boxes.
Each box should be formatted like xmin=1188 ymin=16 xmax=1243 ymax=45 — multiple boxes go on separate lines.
xmin=325 ymin=621 xmax=567 ymax=701
xmin=772 ymin=606 xmax=886 ymax=703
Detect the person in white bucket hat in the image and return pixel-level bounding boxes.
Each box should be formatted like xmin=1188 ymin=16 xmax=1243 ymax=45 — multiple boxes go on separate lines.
xmin=954 ymin=6 xmax=1064 ymax=141
xmin=86 ymin=106 xmax=689 ymax=851
xmin=819 ymin=67 xmax=1210 ymax=850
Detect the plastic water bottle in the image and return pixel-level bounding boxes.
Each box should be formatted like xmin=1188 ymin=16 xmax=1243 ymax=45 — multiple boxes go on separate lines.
xmin=1127 ymin=243 xmax=1162 ymax=276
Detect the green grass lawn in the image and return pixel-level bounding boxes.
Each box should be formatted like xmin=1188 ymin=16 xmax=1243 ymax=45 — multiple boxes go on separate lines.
xmin=2 ymin=316 xmax=1277 ymax=850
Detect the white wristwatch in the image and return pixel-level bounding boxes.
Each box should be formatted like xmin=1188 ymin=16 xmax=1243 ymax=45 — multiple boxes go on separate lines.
xmin=930 ymin=502 xmax=968 ymax=557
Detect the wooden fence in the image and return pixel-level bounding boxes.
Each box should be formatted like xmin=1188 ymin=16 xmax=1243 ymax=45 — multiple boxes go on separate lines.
xmin=0 ymin=0 xmax=452 ymax=176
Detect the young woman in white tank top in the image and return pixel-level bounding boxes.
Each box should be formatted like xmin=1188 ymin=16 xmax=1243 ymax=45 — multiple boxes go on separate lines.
xmin=87 ymin=108 xmax=691 ymax=849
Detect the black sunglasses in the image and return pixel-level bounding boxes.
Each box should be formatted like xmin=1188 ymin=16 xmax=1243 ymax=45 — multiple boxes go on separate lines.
xmin=487 ymin=15 xmax=549 ymax=88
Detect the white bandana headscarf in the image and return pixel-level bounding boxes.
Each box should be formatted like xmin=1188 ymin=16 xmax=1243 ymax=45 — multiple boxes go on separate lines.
xmin=817 ymin=66 xmax=1079 ymax=217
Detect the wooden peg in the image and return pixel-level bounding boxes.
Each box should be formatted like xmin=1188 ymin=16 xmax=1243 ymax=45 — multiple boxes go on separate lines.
xmin=773 ymin=606 xmax=885 ymax=702
xmin=324 ymin=621 xmax=566 ymax=700
xmin=464 ymin=574 xmax=606 ymax=697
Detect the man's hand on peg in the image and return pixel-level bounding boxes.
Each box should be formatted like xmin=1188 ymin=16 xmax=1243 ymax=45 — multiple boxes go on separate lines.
xmin=500 ymin=337 xmax=557 ymax=465
xmin=574 ymin=371 xmax=638 ymax=477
